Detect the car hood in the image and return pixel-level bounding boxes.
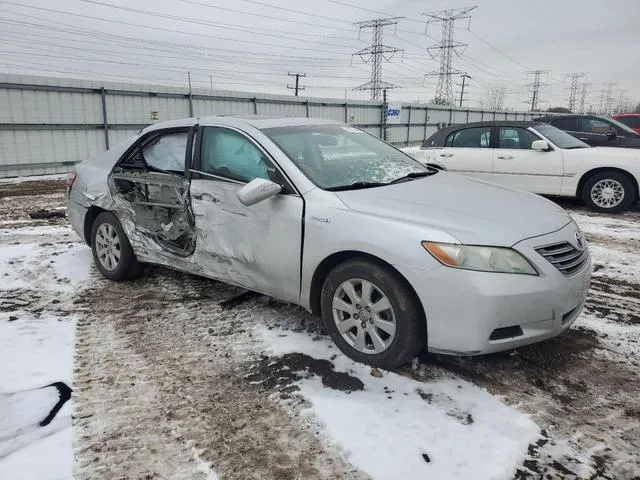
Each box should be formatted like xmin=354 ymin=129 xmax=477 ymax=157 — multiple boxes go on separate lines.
xmin=333 ymin=172 xmax=571 ymax=246
xmin=566 ymin=146 xmax=640 ymax=157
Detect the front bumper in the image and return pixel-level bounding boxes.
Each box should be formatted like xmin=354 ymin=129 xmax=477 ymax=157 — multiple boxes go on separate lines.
xmin=399 ymin=222 xmax=592 ymax=355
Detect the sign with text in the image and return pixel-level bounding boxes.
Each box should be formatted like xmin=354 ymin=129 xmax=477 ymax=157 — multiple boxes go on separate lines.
xmin=386 ymin=105 xmax=402 ymax=124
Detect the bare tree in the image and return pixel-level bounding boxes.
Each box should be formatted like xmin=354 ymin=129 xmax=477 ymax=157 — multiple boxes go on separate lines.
xmin=484 ymin=85 xmax=506 ymax=110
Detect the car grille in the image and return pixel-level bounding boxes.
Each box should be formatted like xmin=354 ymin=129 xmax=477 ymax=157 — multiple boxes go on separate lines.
xmin=535 ymin=242 xmax=588 ymax=276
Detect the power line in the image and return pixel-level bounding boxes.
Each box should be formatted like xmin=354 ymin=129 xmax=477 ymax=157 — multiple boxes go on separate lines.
xmin=352 ymin=17 xmax=404 ymax=101
xmin=1 ymin=2 xmax=353 ymax=55
xmin=0 ymin=15 xmax=345 ymax=63
xmin=423 ymin=6 xmax=477 ymax=105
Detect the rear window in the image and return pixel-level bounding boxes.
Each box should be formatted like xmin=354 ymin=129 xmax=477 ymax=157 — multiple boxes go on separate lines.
xmin=616 ymin=116 xmax=640 ymax=129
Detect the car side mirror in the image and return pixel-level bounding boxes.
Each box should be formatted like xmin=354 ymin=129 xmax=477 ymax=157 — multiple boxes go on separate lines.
xmin=531 ymin=140 xmax=550 ymax=151
xmin=237 ymin=178 xmax=282 ymax=206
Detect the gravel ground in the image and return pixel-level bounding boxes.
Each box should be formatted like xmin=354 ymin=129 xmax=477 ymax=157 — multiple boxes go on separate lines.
xmin=1 ymin=179 xmax=638 ymax=480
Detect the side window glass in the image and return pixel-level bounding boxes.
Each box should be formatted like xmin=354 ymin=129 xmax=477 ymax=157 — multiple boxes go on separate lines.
xmin=446 ymin=127 xmax=492 ymax=148
xmin=142 ymin=132 xmax=188 ymax=172
xmin=583 ymin=118 xmax=613 ymax=134
xmin=200 ymin=127 xmax=273 ymax=183
xmin=498 ymin=127 xmax=539 ymax=149
xmin=551 ymin=117 xmax=577 ymax=131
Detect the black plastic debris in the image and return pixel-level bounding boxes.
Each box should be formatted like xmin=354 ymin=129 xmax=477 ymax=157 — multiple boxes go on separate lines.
xmin=422 ymin=453 xmax=431 ymax=463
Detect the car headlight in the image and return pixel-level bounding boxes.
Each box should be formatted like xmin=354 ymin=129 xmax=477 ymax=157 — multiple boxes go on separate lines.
xmin=422 ymin=242 xmax=538 ymax=275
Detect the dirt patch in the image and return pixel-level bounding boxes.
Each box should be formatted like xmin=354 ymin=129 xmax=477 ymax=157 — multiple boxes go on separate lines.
xmin=0 ymin=179 xmax=66 ymax=198
xmin=27 ymin=208 xmax=67 ymax=220
xmin=248 ymin=352 xmax=364 ymax=396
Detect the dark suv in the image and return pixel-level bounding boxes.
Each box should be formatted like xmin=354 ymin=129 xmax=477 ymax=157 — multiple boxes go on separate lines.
xmin=534 ymin=114 xmax=640 ymax=149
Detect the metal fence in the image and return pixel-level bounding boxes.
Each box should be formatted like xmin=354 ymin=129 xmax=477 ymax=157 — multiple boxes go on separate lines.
xmin=0 ymin=73 xmax=535 ymax=178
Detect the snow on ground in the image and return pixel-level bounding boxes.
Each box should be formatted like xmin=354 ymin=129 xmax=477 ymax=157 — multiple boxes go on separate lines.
xmin=255 ymin=326 xmax=540 ymax=480
xmin=0 ymin=228 xmax=90 ymax=480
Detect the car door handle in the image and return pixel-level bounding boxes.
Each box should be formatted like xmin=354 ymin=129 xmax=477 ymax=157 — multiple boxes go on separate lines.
xmin=439 ymin=153 xmax=453 ymax=157
xmin=496 ymin=155 xmax=514 ymax=160
xmin=193 ymin=192 xmax=219 ymax=203
xmin=578 ymin=137 xmax=589 ymax=141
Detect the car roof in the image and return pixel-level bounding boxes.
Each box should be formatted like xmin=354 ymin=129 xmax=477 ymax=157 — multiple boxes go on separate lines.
xmin=613 ymin=113 xmax=640 ymax=118
xmin=422 ymin=120 xmax=543 ymax=147
xmin=141 ymin=115 xmax=343 ymax=135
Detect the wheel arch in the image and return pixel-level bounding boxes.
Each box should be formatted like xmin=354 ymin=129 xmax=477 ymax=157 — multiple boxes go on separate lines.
xmin=308 ymin=250 xmax=426 ymax=321
xmin=83 ymin=206 xmax=107 ymax=246
xmin=576 ymin=167 xmax=639 ymax=201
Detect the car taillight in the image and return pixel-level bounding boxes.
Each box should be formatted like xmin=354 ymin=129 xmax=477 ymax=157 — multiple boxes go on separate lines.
xmin=66 ymin=171 xmax=77 ymax=188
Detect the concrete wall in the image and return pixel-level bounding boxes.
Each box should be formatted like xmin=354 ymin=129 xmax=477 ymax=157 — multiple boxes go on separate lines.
xmin=0 ymin=73 xmax=535 ymax=178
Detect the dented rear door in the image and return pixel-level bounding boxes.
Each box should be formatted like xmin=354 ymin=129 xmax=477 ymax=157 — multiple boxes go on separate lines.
xmin=189 ymin=125 xmax=303 ymax=303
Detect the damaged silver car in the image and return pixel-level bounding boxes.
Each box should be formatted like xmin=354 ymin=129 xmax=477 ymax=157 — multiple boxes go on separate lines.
xmin=68 ymin=116 xmax=591 ymax=368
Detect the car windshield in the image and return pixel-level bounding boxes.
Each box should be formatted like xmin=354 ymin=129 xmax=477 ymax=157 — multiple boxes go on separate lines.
xmin=609 ymin=117 xmax=640 ymax=135
xmin=533 ymin=124 xmax=589 ymax=149
xmin=262 ymin=125 xmax=432 ymax=190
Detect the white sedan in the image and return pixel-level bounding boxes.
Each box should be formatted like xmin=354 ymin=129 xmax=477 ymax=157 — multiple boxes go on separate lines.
xmin=402 ymin=121 xmax=640 ymax=212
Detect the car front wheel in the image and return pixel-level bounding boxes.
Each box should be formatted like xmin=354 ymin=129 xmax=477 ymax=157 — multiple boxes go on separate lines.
xmin=90 ymin=211 xmax=140 ymax=281
xmin=320 ymin=259 xmax=426 ymax=368
xmin=582 ymin=171 xmax=636 ymax=213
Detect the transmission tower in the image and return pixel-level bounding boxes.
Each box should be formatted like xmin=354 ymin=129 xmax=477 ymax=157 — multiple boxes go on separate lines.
xmin=603 ymin=82 xmax=616 ymax=115
xmin=423 ymin=6 xmax=477 ymax=105
xmin=352 ymin=17 xmax=404 ymax=101
xmin=614 ymin=89 xmax=627 ymax=113
xmin=525 ymin=70 xmax=549 ymax=111
xmin=565 ymin=73 xmax=585 ymax=112
xmin=578 ymin=81 xmax=590 ymax=113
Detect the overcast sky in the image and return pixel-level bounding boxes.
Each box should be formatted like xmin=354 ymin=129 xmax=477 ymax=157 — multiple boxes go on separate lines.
xmin=1 ymin=0 xmax=638 ymax=111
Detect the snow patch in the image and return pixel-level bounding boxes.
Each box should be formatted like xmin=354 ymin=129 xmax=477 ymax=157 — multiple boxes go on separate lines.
xmin=255 ymin=325 xmax=540 ymax=480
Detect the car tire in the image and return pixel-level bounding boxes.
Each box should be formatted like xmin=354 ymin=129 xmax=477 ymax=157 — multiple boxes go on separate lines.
xmin=320 ymin=258 xmax=426 ymax=369
xmin=90 ymin=211 xmax=140 ymax=282
xmin=582 ymin=171 xmax=636 ymax=213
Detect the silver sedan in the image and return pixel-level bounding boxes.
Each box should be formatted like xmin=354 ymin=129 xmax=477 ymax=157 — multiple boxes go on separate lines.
xmin=67 ymin=116 xmax=591 ymax=368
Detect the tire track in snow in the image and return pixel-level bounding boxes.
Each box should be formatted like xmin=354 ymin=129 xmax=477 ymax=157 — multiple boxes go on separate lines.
xmin=72 ymin=268 xmax=366 ymax=480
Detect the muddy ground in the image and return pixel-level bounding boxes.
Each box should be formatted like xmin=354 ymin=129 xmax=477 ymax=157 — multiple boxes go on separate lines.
xmin=1 ymin=179 xmax=638 ymax=479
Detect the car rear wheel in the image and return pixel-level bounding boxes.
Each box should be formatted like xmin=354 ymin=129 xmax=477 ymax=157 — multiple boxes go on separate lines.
xmin=320 ymin=259 xmax=426 ymax=368
xmin=582 ymin=171 xmax=635 ymax=213
xmin=90 ymin=212 xmax=140 ymax=281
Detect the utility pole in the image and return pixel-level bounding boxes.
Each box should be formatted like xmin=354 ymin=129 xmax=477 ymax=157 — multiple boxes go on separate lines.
xmin=578 ymin=81 xmax=590 ymax=113
xmin=209 ymin=75 xmax=213 ymax=96
xmin=187 ymin=71 xmax=194 ymax=117
xmin=352 ymin=17 xmax=404 ymax=101
xmin=423 ymin=6 xmax=477 ymax=105
xmin=565 ymin=72 xmax=585 ymax=112
xmin=382 ymin=88 xmax=389 ymax=141
xmin=525 ymin=70 xmax=549 ymax=111
xmin=459 ymin=74 xmax=471 ymax=107
xmin=287 ymin=72 xmax=306 ymax=96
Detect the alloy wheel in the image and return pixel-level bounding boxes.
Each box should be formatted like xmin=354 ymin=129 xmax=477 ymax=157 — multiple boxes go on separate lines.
xmin=95 ymin=223 xmax=121 ymax=271
xmin=590 ymin=179 xmax=625 ymax=209
xmin=332 ymin=278 xmax=397 ymax=355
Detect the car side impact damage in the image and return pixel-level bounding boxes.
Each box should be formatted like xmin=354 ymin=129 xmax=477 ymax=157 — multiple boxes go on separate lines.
xmin=110 ymin=169 xmax=196 ymax=256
